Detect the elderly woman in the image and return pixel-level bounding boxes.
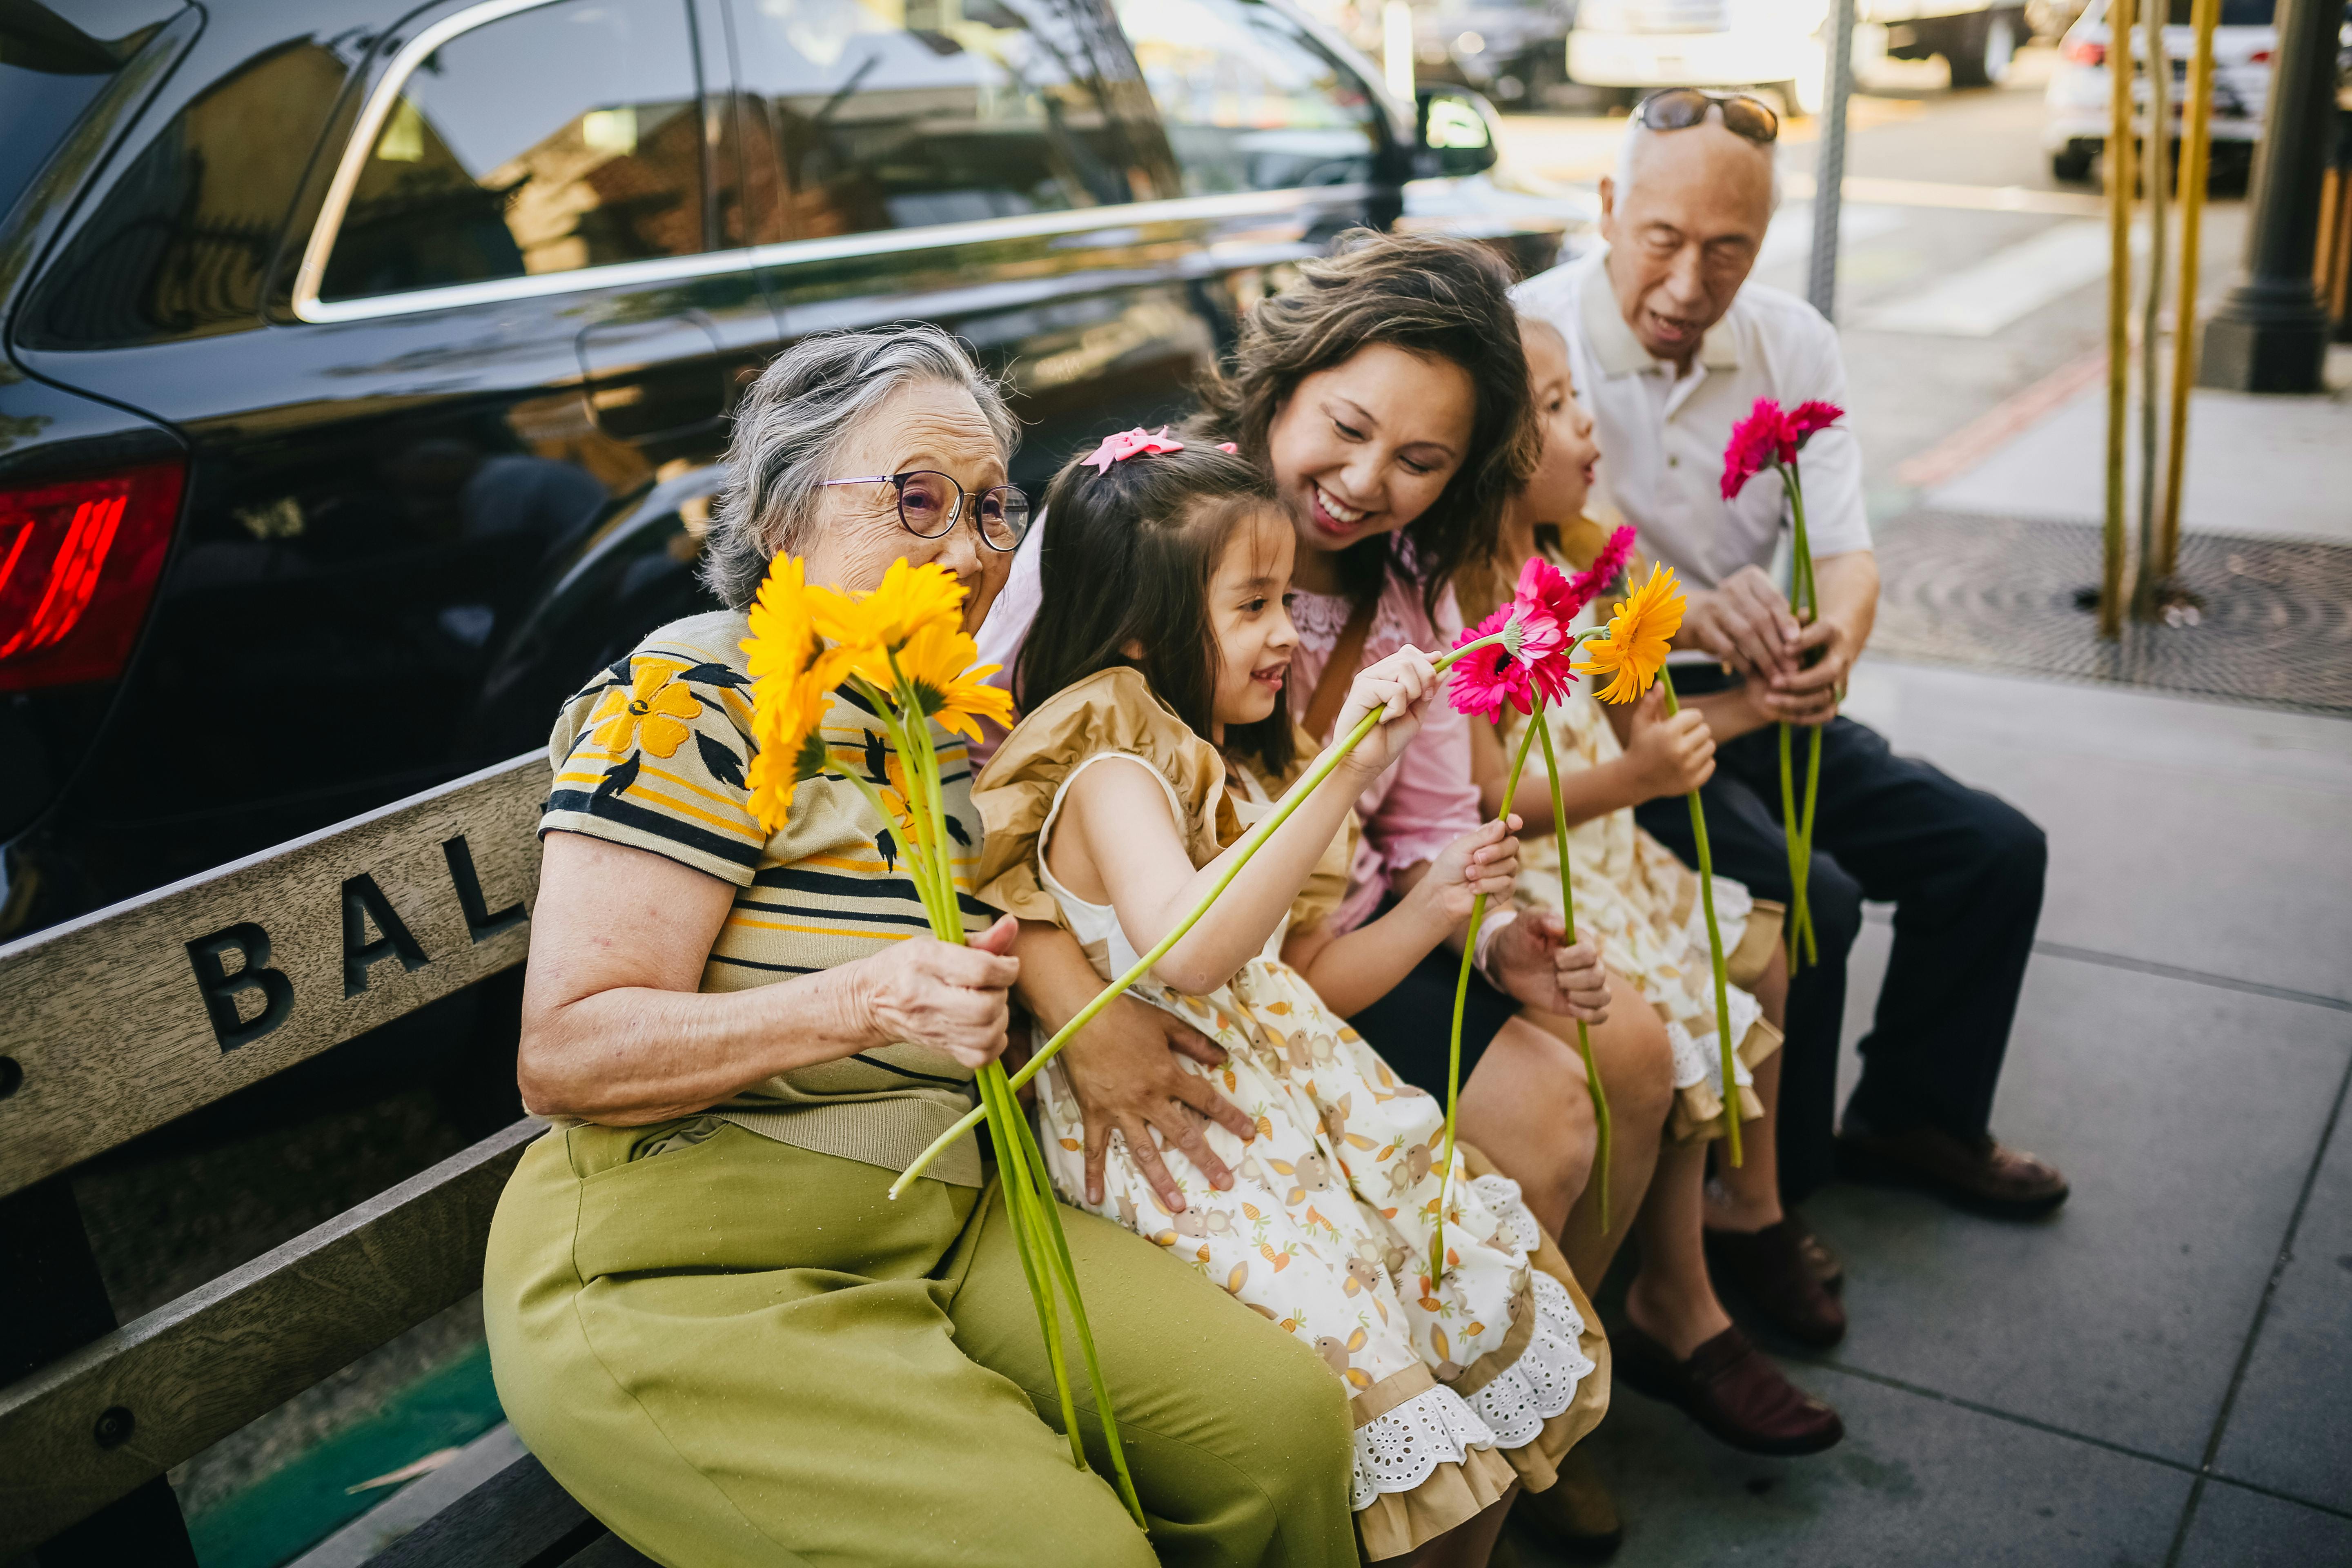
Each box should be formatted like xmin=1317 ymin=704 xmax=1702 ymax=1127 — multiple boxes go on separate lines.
xmin=482 ymin=326 xmax=1358 ymax=1568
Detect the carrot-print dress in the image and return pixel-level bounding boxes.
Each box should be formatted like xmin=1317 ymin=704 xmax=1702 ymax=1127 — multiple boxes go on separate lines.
xmin=973 ymin=669 xmax=1608 ymax=1560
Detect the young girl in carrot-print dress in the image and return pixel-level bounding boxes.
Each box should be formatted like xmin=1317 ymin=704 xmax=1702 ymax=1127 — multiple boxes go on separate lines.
xmin=972 ymin=435 xmax=1610 ymax=1563
xmin=1457 ymin=323 xmax=1850 ymax=1387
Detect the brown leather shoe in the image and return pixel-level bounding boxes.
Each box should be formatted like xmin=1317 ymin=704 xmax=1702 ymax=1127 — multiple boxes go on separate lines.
xmin=1836 ymin=1125 xmax=2070 ymax=1217
xmin=1615 ymin=1323 xmax=1844 ymax=1457
xmin=1512 ymin=1447 xmax=1623 ymax=1560
xmin=1788 ymin=1206 xmax=1844 ymax=1293
xmin=1705 ymin=1220 xmax=1849 ymax=1349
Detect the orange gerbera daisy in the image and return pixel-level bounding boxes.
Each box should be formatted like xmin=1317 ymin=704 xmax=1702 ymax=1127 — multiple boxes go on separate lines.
xmin=882 ymin=619 xmax=1015 ymax=744
xmin=742 ymin=554 xmax=850 ymax=834
xmin=1574 ymin=561 xmax=1686 ymax=704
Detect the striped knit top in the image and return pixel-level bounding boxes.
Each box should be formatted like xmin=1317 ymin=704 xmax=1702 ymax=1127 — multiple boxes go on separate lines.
xmin=540 ymin=609 xmax=988 ymax=1186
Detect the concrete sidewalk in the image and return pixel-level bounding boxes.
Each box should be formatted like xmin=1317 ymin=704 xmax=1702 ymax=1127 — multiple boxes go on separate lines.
xmin=1513 ymin=352 xmax=2352 ymax=1565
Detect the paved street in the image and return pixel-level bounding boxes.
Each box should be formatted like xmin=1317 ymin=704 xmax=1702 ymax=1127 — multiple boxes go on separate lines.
xmin=1498 ymin=51 xmax=2352 ymax=1568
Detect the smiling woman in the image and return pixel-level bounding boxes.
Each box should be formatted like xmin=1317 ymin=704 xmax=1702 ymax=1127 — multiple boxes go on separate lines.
xmin=972 ymin=235 xmax=1653 ymax=1350
xmin=479 ymin=324 xmax=1360 ymax=1568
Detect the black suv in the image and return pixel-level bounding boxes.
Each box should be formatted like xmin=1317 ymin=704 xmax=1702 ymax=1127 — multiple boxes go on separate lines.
xmin=0 ymin=0 xmax=1578 ymax=942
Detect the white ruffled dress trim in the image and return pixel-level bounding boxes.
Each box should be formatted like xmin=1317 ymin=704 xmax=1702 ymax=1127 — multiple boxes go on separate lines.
xmin=1348 ymin=1176 xmax=1600 ymax=1509
xmin=1351 ymin=1385 xmax=1500 ymax=1510
xmin=1463 ymin=1272 xmax=1597 ymax=1447
xmin=1463 ymin=1174 xmax=1598 ymax=1446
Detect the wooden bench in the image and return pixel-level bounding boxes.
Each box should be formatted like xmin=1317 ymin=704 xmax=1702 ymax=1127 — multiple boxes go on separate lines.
xmin=0 ymin=754 xmax=654 ymax=1566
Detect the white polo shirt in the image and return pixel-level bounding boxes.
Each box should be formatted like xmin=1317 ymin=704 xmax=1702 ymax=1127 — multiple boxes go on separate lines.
xmin=1513 ymin=247 xmax=1870 ymax=591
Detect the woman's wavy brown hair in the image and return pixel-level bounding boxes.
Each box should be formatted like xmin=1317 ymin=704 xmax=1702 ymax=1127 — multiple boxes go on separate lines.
xmin=1187 ymin=231 xmax=1541 ymax=615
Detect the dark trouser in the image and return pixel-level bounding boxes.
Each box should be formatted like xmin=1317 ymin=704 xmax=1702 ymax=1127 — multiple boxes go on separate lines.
xmin=1634 ymin=676 xmax=2048 ymax=1201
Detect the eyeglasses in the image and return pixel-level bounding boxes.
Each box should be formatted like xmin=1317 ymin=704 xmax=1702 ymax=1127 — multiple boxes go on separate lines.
xmin=817 ymin=470 xmax=1031 ymax=552
xmin=1633 ymin=88 xmax=1780 ymax=145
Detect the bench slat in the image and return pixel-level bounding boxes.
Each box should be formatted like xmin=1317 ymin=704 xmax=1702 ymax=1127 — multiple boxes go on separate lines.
xmin=0 ymin=753 xmax=546 ymax=1198
xmin=0 ymin=1118 xmax=543 ymax=1552
xmin=556 ymin=1531 xmax=662 ymax=1567
xmin=365 ymin=1449 xmax=604 ymax=1568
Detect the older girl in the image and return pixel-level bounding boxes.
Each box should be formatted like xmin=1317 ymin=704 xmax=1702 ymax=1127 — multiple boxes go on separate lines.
xmin=1463 ymin=319 xmax=1844 ymax=1472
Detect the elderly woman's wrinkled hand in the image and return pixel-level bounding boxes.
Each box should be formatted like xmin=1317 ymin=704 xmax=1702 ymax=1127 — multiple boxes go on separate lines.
xmin=856 ymin=914 xmax=1022 ymax=1070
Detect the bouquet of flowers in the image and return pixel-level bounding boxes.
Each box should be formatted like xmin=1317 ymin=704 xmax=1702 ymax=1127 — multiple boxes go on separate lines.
xmin=1722 ymin=398 xmax=1845 ymax=972
xmin=743 ymin=555 xmax=1145 ymax=1528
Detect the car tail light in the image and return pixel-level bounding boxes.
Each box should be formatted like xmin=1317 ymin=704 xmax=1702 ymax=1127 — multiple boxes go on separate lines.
xmin=2065 ymin=39 xmax=2106 ymax=65
xmin=2247 ymin=48 xmax=2272 ymax=63
xmin=0 ymin=462 xmax=184 ymax=692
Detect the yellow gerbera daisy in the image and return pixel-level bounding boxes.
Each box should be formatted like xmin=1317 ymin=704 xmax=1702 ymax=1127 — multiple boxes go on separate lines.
xmin=812 ymin=557 xmax=967 ymax=657
xmin=873 ymin=619 xmax=1016 ymax=744
xmin=590 ymin=659 xmax=702 ymax=759
xmin=1573 ymin=561 xmax=1686 ymax=704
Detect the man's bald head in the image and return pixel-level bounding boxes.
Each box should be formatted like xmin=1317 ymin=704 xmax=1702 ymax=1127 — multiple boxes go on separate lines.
xmin=1599 ymin=114 xmax=1778 ymax=368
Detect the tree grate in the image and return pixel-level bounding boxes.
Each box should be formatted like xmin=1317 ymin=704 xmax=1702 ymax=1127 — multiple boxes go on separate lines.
xmin=1866 ymin=511 xmax=2352 ymax=717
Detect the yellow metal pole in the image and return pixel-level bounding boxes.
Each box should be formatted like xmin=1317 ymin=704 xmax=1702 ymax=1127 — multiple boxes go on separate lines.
xmin=2161 ymin=0 xmax=2222 ymax=581
xmin=2132 ymin=0 xmax=2169 ymax=620
xmin=2102 ymin=0 xmax=2136 ymax=639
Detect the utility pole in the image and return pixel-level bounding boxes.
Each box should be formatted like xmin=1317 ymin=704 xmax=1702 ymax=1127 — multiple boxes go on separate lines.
xmin=2198 ymin=0 xmax=2339 ymax=391
xmin=1806 ymin=0 xmax=1860 ymax=321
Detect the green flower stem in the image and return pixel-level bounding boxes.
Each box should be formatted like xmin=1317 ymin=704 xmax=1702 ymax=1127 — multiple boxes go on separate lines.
xmin=1797 ymin=728 xmax=1821 ymax=965
xmin=1432 ymin=714 xmax=1543 ymax=1276
xmin=1003 ymin=1069 xmax=1147 ymax=1523
xmin=1659 ymin=668 xmax=1743 ymax=1165
xmin=889 ymin=630 xmax=1513 ymax=1196
xmin=858 ymin=670 xmax=1144 ymax=1526
xmin=977 ymin=1061 xmax=1086 ymax=1472
xmin=1780 ymin=463 xmax=1823 ymax=971
xmin=1532 ymin=711 xmax=1610 ymax=1234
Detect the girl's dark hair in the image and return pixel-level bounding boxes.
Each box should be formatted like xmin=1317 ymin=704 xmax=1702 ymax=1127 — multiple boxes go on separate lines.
xmin=1188 ymin=230 xmax=1540 ymax=616
xmin=1015 ymin=440 xmax=1296 ymax=776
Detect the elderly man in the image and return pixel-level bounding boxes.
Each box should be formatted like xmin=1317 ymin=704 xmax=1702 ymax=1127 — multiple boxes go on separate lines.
xmin=1516 ymin=92 xmax=2065 ymax=1244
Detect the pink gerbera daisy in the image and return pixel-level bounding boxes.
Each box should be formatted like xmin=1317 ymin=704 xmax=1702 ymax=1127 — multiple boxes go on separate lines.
xmin=1567 ymin=524 xmax=1639 ymax=607
xmin=1508 ymin=555 xmax=1583 ymax=702
xmin=1786 ymin=400 xmax=1844 ymax=450
xmin=1722 ymin=399 xmax=1792 ymax=500
xmin=1448 ymin=607 xmax=1535 ymax=719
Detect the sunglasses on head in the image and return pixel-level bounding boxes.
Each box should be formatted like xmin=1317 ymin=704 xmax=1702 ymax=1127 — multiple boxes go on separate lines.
xmin=1633 ymin=88 xmax=1780 ymax=145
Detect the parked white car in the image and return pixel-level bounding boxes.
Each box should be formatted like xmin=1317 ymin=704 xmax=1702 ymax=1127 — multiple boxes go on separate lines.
xmin=1567 ymin=0 xmax=1833 ymax=116
xmin=2044 ymin=0 xmax=2277 ymax=184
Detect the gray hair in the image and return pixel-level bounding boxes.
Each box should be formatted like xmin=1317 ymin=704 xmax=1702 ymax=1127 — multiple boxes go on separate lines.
xmin=702 ymin=324 xmax=1020 ymax=609
xmin=1612 ymin=120 xmax=1783 ymax=213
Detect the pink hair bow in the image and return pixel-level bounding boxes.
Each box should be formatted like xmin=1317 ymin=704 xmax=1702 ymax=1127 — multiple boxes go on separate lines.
xmin=1082 ymin=426 xmax=1185 ymax=473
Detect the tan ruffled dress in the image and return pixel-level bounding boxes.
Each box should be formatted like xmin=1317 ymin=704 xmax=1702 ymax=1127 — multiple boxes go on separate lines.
xmin=975 ymin=668 xmax=1610 ymax=1559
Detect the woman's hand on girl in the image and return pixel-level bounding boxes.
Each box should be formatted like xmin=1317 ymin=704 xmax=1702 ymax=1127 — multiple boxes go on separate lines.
xmin=1486 ymin=912 xmax=1613 ymax=1023
xmin=1333 ymin=645 xmax=1437 ymax=775
xmin=1419 ymin=817 xmax=1522 ymax=926
xmin=1622 ymin=686 xmax=1716 ymax=799
xmin=854 ymin=914 xmax=1022 ymax=1069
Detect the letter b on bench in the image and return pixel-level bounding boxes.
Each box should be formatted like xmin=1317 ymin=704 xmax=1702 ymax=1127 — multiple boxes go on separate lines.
xmin=185 ymin=922 xmax=296 ymax=1051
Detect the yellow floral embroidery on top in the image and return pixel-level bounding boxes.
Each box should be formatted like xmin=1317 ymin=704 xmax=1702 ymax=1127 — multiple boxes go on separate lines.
xmin=590 ymin=659 xmax=702 ymax=759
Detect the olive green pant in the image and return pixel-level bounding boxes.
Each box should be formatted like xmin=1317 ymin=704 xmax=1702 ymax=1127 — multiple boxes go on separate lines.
xmin=483 ymin=1121 xmax=1359 ymax=1568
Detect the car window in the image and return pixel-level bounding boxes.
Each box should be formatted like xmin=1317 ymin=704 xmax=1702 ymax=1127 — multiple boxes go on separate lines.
xmin=1112 ymin=0 xmax=1381 ymax=196
xmin=725 ymin=0 xmax=1159 ymax=244
xmin=22 ymin=27 xmax=349 ymax=347
xmin=319 ymin=0 xmax=705 ymax=303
